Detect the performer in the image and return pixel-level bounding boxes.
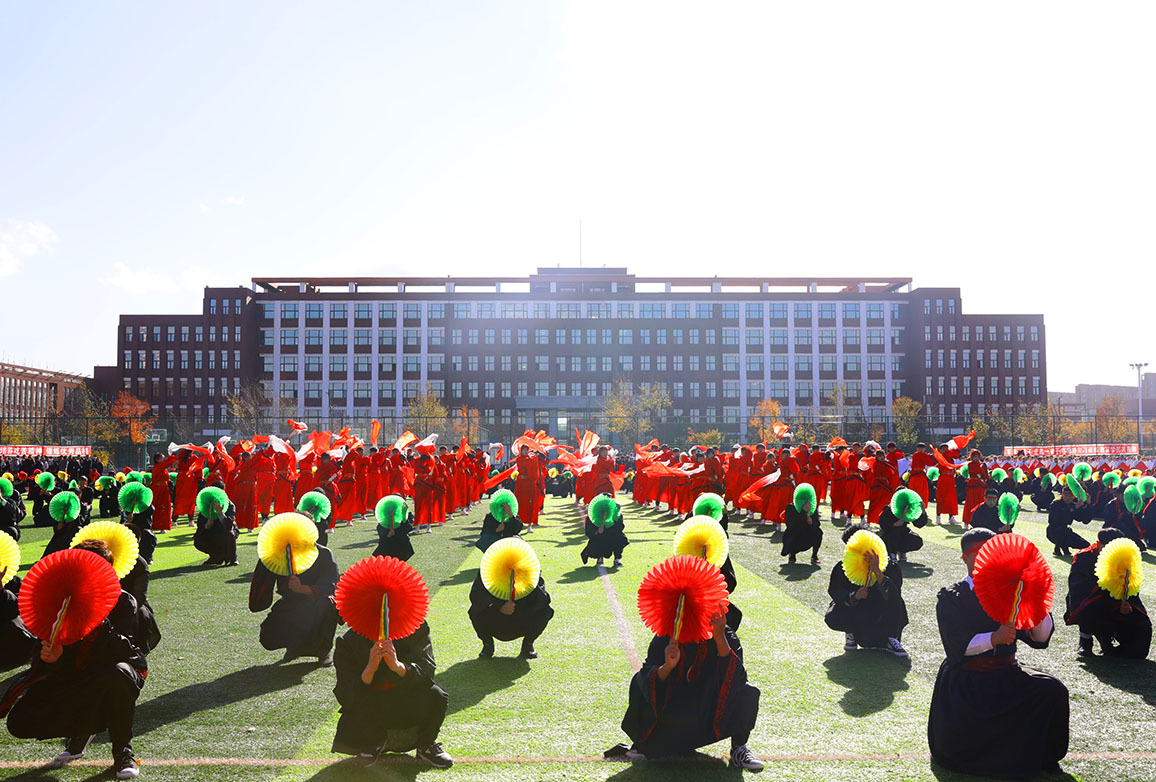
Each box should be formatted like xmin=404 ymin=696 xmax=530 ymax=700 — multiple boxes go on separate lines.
xmin=2 ymin=547 xmax=147 ymax=779
xmin=934 ymin=458 xmax=959 ymax=524
xmin=474 ymin=489 xmax=522 ymax=552
xmin=172 ymin=449 xmax=202 ymax=524
xmin=1030 ymin=470 xmax=1058 ymax=512
xmin=1064 ymin=530 xmax=1150 ymax=658
xmin=330 ymin=558 xmax=453 ymax=768
xmin=961 ymin=451 xmax=989 ymax=526
xmin=966 ymin=489 xmax=1005 ymax=533
xmin=824 ymin=524 xmax=908 ymax=656
xmin=865 ymin=445 xmax=896 ymax=525
xmin=372 ymin=495 xmax=415 ymax=562
xmin=469 ymin=537 xmax=553 ymax=659
xmin=781 ymin=484 xmax=822 ymax=565
xmin=877 ymin=488 xmax=929 ymax=564
xmin=148 ymin=452 xmax=178 ymax=532
xmin=0 ymin=532 xmax=37 ymax=670
xmin=928 ymin=528 xmax=1068 ymax=778
xmin=1047 ymin=485 xmax=1094 ymax=557
xmin=296 ymin=490 xmax=333 ymax=547
xmin=41 ymin=491 xmax=86 ymax=561
xmin=233 ymin=452 xmax=261 ymax=532
xmin=272 ymin=449 xmax=298 ymax=515
xmin=248 ymin=514 xmax=340 ymax=665
xmin=413 ymin=452 xmax=444 ymax=530
xmin=582 ymin=494 xmax=628 ymax=568
xmin=193 ymin=485 xmax=239 ymax=566
xmin=514 ymin=445 xmax=543 ymax=527
xmin=118 ymin=484 xmax=156 ymax=565
xmin=1103 ymin=484 xmax=1147 ymax=548
xmin=907 ymin=444 xmax=935 ymax=505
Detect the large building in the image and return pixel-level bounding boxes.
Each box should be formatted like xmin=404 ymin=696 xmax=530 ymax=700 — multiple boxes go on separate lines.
xmin=0 ymin=361 xmax=88 ymax=421
xmin=90 ymin=268 xmax=1047 ymax=442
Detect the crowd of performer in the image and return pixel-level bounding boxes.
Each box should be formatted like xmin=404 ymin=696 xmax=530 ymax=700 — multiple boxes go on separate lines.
xmin=0 ymin=424 xmax=1153 ymax=779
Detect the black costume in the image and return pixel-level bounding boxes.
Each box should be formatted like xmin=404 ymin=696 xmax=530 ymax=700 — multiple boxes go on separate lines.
xmin=0 ymin=576 xmax=37 ymax=671
xmin=781 ymin=504 xmax=822 ymax=561
xmin=967 ymin=502 xmax=1004 ymax=533
xmin=121 ymin=508 xmax=157 ymax=564
xmin=581 ymin=519 xmax=628 ymax=564
xmin=331 ymin=622 xmax=448 ymax=756
xmin=473 ymin=512 xmax=523 ymax=553
xmin=120 ymin=555 xmax=162 ymax=655
xmin=1064 ymin=543 xmax=1151 ymax=658
xmin=824 ymin=561 xmax=908 ymax=648
xmin=193 ymin=502 xmax=239 ymax=565
xmin=928 ymin=578 xmax=1068 ymax=778
xmin=621 ymin=628 xmax=759 ymax=758
xmin=1047 ymin=499 xmax=1093 ymax=555
xmin=40 ymin=503 xmax=89 ymax=561
xmin=1102 ymin=498 xmax=1146 ymax=548
xmin=876 ymin=506 xmax=928 ymax=555
xmin=372 ymin=518 xmax=415 ymax=561
xmin=249 ymin=545 xmax=340 ymax=660
xmin=467 ymin=573 xmax=553 ymax=656
xmin=0 ymin=494 xmax=24 ymax=540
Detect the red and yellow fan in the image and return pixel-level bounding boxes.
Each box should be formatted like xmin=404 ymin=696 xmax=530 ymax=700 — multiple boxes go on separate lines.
xmin=842 ymin=529 xmax=888 ymax=586
xmin=973 ymin=533 xmax=1054 ymax=630
xmin=672 ymin=515 xmax=729 ymax=568
xmin=637 ymin=555 xmax=729 ymax=643
xmin=480 ymin=537 xmax=541 ymax=601
xmin=70 ymin=521 xmax=140 ymax=579
xmin=1095 ymin=538 xmax=1143 ymax=601
xmin=18 ymin=549 xmax=121 ymax=646
xmin=335 ymin=556 xmax=430 ymax=641
xmin=257 ymin=512 xmax=319 ymax=576
xmin=0 ymin=530 xmax=20 ymax=587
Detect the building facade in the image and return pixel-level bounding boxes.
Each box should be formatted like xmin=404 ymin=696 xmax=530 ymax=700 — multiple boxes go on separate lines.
xmin=90 ymin=269 xmax=1047 ymax=441
xmin=0 ymin=362 xmax=88 ymax=421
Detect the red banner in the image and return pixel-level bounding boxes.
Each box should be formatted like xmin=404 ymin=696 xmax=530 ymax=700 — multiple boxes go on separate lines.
xmin=0 ymin=445 xmax=92 ymax=457
xmin=1004 ymin=444 xmax=1139 ymax=457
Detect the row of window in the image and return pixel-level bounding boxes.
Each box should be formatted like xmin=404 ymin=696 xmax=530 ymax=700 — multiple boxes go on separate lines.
xmin=123 ymin=350 xmax=241 ymax=371
xmin=124 ymin=325 xmax=242 ymax=345
xmin=123 ymin=376 xmax=240 ymax=399
xmin=924 ymin=349 xmax=1041 ymax=370
xmin=923 ymin=324 xmax=1040 ymax=343
xmin=924 ymin=376 xmax=1042 ymax=397
xmin=262 ymin=301 xmax=907 ymax=322
xmin=206 ymin=298 xmax=245 ymax=316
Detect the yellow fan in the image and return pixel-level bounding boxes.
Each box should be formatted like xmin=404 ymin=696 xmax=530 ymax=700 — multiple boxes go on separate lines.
xmin=0 ymin=530 xmax=19 ymax=586
xmin=673 ymin=515 xmax=729 ymax=569
xmin=258 ymin=512 xmax=319 ymax=576
xmin=70 ymin=521 xmax=140 ymax=579
xmin=1095 ymin=538 xmax=1143 ymax=601
xmin=480 ymin=537 xmax=541 ymax=601
xmin=1130 ymin=469 xmax=1143 ymax=478
xmin=842 ymin=529 xmax=888 ymax=587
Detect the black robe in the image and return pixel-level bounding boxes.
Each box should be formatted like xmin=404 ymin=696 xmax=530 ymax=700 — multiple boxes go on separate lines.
xmin=1030 ymin=489 xmax=1055 ymax=512
xmin=968 ymin=503 xmax=1004 ymax=533
xmin=121 ymin=508 xmax=157 ymax=564
xmin=40 ymin=503 xmax=90 ymax=560
xmin=876 ymin=507 xmax=927 ymax=554
xmin=581 ymin=519 xmax=628 ymax=562
xmin=1064 ymin=545 xmax=1151 ymax=658
xmin=928 ymin=579 xmax=1068 ymax=778
xmin=121 ymin=555 xmax=162 ymax=655
xmin=473 ymin=512 xmax=523 ymax=553
xmin=467 ymin=573 xmax=554 ymax=644
xmin=824 ymin=561 xmax=907 ymax=647
xmin=1102 ymin=499 xmax=1146 ymax=547
xmin=0 ymin=576 xmax=37 ymax=671
xmin=1047 ymin=500 xmax=1093 ymax=552
xmin=372 ymin=520 xmax=415 ymax=562
xmin=331 ymin=622 xmax=448 ymax=755
xmin=781 ymin=505 xmax=822 ymax=557
xmin=621 ymin=629 xmax=759 ymax=758
xmin=0 ymin=495 xmax=24 ymax=541
xmin=249 ymin=545 xmax=340 ymax=657
xmin=99 ymin=486 xmax=120 ymax=518
xmin=193 ymin=503 xmax=239 ymax=565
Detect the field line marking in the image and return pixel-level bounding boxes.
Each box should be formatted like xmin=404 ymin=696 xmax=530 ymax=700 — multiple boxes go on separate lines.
xmin=598 ymin=561 xmax=643 ymax=672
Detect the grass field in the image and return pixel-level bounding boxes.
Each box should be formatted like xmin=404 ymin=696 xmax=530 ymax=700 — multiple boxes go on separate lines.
xmin=2 ymin=493 xmax=1155 ymax=782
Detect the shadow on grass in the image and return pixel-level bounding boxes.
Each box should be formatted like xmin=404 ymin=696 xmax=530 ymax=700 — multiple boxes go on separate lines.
xmin=822 ymin=652 xmax=911 ymax=717
xmin=1080 ymin=657 xmax=1156 ymax=707
xmin=437 ymin=656 xmax=530 ymax=717
xmin=558 ymin=565 xmax=603 ymax=583
xmin=777 ymin=563 xmax=822 ymax=582
xmin=300 ymin=756 xmax=422 ymax=782
xmin=899 ymin=562 xmax=935 ymax=579
xmin=605 ymin=753 xmax=740 ymax=780
xmin=134 ymin=662 xmax=316 ymax=735
xmin=150 ymin=563 xmax=216 ymax=580
xmin=437 ymin=569 xmax=475 ymax=587
xmin=929 ymin=758 xmax=1078 ymax=782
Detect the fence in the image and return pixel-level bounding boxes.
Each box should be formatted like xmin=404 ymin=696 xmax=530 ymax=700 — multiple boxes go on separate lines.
xmin=3 ymin=410 xmax=1155 ymax=466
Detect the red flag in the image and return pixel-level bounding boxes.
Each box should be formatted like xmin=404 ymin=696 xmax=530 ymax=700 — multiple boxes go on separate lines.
xmin=287 ymin=419 xmax=308 ymax=433
xmin=414 ymin=434 xmax=438 ymax=455
xmin=738 ymin=471 xmax=781 ymax=504
xmin=948 ymin=430 xmax=976 ymax=452
xmin=311 ymin=430 xmax=333 ymax=455
xmin=391 ymin=431 xmax=418 ymax=452
xmin=513 ymin=435 xmax=548 ymax=455
xmin=252 ymin=435 xmax=270 ymax=445
xmin=483 ymin=465 xmax=516 ymax=492
xmin=828 ymin=437 xmax=848 ymax=449
xmin=457 ymin=436 xmax=472 ymax=461
xmin=493 ymin=444 xmax=505 ymax=463
xmin=771 ymin=421 xmax=791 ymax=439
xmin=931 ymin=446 xmax=965 ymax=471
xmin=369 ymin=420 xmax=381 ymax=448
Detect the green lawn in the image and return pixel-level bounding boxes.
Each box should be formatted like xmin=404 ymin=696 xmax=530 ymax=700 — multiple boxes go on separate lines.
xmin=1 ymin=494 xmax=1153 ymax=782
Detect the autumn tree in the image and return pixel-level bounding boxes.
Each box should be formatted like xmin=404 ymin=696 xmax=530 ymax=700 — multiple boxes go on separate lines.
xmin=448 ymin=405 xmax=483 ymax=444
xmin=687 ymin=428 xmax=724 ymax=449
xmin=968 ymin=414 xmax=991 ymax=448
xmin=747 ymin=399 xmax=782 ymax=442
xmin=1096 ymin=396 xmax=1133 ymax=443
xmin=402 ymin=384 xmax=450 ymax=436
xmin=110 ymin=392 xmax=156 ymax=444
xmin=890 ymin=396 xmax=923 ymax=445
xmin=225 ymin=380 xmax=271 ymax=437
xmin=601 ymin=379 xmax=672 ymax=445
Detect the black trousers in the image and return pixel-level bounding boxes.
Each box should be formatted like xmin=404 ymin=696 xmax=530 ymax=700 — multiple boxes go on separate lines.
xmin=7 ymin=662 xmax=143 ymax=754
xmin=334 ymin=683 xmax=448 ymax=753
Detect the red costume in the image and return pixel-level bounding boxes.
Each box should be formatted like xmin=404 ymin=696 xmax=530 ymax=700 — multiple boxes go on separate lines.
xmin=173 ymin=452 xmax=202 ymax=520
xmin=272 ymin=451 xmax=297 ymax=515
xmin=866 ymin=455 xmax=896 ymax=524
xmin=150 ymin=454 xmax=178 ymax=531
xmin=907 ymin=451 xmax=935 ymax=505
xmin=414 ymin=455 xmax=444 ymax=526
xmin=233 ymin=456 xmax=261 ymax=531
xmin=962 ymin=458 xmax=989 ymax=524
xmin=514 ymin=452 xmax=543 ymax=526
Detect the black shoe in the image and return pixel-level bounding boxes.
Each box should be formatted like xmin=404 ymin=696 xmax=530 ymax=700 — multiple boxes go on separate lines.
xmin=1053 ymin=545 xmax=1063 ymax=556
xmin=114 ymin=748 xmax=140 ymax=779
xmin=52 ymin=735 xmax=93 ymax=767
xmin=519 ymin=642 xmax=538 ymax=659
xmin=787 ymin=554 xmax=796 ymax=564
xmin=479 ymin=639 xmax=494 ymax=658
xmin=203 ymin=558 xmax=221 ymax=566
xmin=729 ymin=745 xmax=764 ymax=771
xmin=280 ymin=650 xmax=301 ymax=664
xmin=317 ymin=654 xmax=334 ymax=667
xmin=1078 ymin=636 xmax=1095 ymax=658
xmin=416 ymin=742 xmax=454 ymax=769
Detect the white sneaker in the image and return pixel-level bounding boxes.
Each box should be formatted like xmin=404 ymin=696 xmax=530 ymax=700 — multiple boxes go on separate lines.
xmin=613 ymin=558 xmax=622 ymax=567
xmin=51 ymin=736 xmax=93 ymax=767
xmin=596 ymin=557 xmax=604 ymax=567
xmin=624 ymin=747 xmax=646 ymax=762
xmin=730 ymin=745 xmax=765 ymax=772
xmin=887 ymin=637 xmax=909 ymax=658
xmin=843 ymin=633 xmax=857 ymax=651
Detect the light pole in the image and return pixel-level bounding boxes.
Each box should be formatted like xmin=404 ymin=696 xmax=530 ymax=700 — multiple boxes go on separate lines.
xmin=1130 ymin=362 xmax=1147 ymax=454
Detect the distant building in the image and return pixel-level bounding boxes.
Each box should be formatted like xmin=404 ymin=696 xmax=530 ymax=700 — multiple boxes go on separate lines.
xmin=1049 ymin=376 xmax=1156 ymax=417
xmin=0 ymin=362 xmax=88 ymax=420
xmin=90 ymin=269 xmax=1047 ymax=440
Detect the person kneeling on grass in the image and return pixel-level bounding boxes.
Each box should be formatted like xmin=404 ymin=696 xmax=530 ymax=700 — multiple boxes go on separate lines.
xmin=193 ymin=484 xmax=239 ymax=566
xmin=781 ymin=484 xmax=822 ymax=565
xmin=582 ymin=494 xmax=628 ymax=568
xmin=1065 ymin=528 xmax=1151 ymax=659
xmin=824 ymin=524 xmax=909 ymax=657
xmin=469 ymin=537 xmax=554 ymax=660
xmin=877 ymin=488 xmax=929 ymax=565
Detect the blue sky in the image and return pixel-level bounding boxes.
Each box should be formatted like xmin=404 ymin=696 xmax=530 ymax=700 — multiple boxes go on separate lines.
xmin=2 ymin=2 xmax=1153 ymax=392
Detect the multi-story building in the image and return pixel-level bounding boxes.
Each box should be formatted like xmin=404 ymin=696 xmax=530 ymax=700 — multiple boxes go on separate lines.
xmin=0 ymin=361 xmax=88 ymax=420
xmin=90 ymin=269 xmax=1047 ymax=442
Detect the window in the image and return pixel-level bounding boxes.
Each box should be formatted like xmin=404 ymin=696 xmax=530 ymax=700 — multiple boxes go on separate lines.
xmin=640 ymin=356 xmax=651 ymax=372
xmin=1017 ymin=350 xmax=1026 ymax=369
xmin=696 ymin=303 xmax=713 ymax=318
xmin=949 ymin=325 xmax=956 ymax=342
xmin=868 ymin=356 xmax=885 ymax=373
xmin=746 ymin=303 xmax=763 ymax=319
xmin=723 ymin=355 xmax=739 ymax=372
xmin=1003 ymin=325 xmax=1011 ymax=342
xmin=705 ymin=329 xmax=717 ymax=345
xmin=844 ymin=355 xmax=861 ymax=373
xmin=844 ymin=329 xmax=860 ymax=347
xmin=963 ymin=376 xmax=972 ymax=395
xmin=656 ymin=356 xmax=668 ymax=372
xmin=769 ymin=303 xmax=787 ymax=319
xmin=181 ymin=325 xmax=190 ymax=342
xmin=689 ymin=355 xmax=700 ymax=372
xmin=867 ymin=303 xmax=884 ymax=320
xmin=330 ymin=303 xmax=348 ymax=321
xmin=209 ymin=326 xmax=216 ymax=343
xmin=949 ymin=350 xmax=957 ymax=369
xmin=937 ymin=350 xmax=945 ymax=369
xmin=1030 ymin=326 xmax=1039 ymax=342
xmin=354 ymin=355 xmax=370 ymax=373
xmin=354 ymin=329 xmax=372 ymax=346
xmin=819 ymin=328 xmax=836 ymax=346
xmin=209 ymin=299 xmax=217 ymax=315
xmin=616 ymin=302 xmax=634 ymax=318
xmin=180 ymin=350 xmax=189 ymax=369
xmin=795 ymin=329 xmax=812 ymax=347
xmin=1003 ymin=350 xmax=1012 ymax=369
xmin=962 ymin=325 xmax=970 ymax=342
xmin=404 ymin=356 xmax=421 ymax=373
xmin=558 ymin=303 xmax=580 ymax=319
xmin=656 ymin=329 xmax=667 ymax=345
xmin=468 ymin=329 xmax=479 ymax=345
xmin=925 ymin=350 xmax=933 ymax=369
xmin=936 ymin=298 xmax=944 ymax=315
xmin=768 ymin=329 xmax=786 ymax=346
xmin=977 ymin=377 xmax=986 ymax=395
xmin=818 ymin=303 xmax=835 ymax=320
xmin=1032 ymin=377 xmax=1041 ymax=395
xmin=962 ymin=350 xmax=971 ymax=369
xmin=587 ymin=303 xmax=610 ymax=319
xmin=305 ymin=355 xmax=322 ymax=373
xmin=723 ymin=381 xmax=740 ymax=398
xmin=555 ymin=329 xmax=567 ymax=345
xmin=330 ymin=328 xmax=347 ymax=347
xmin=816 ymin=356 xmax=832 ymax=373
xmin=330 ymin=355 xmax=347 ymax=373
xmin=379 ymin=356 xmax=396 ymax=375
xmin=745 ymin=329 xmax=763 ymax=347
xmin=793 ymin=303 xmax=811 ymax=319
xmin=721 ymin=303 xmax=738 ymax=319
xmin=747 ymin=355 xmax=764 ymax=372
xmin=866 ymin=329 xmax=884 ymax=346
xmin=936 ymin=325 xmax=943 ymax=341
xmin=977 ymin=351 xmax=985 ymax=369
xmin=672 ymin=303 xmax=690 ymax=319
xmin=705 ymin=355 xmax=716 ymax=371
xmin=948 ymin=299 xmax=956 ymax=315
xmin=722 ymin=328 xmax=739 ymax=345
xmin=640 ymin=303 xmax=665 ymax=319
xmin=484 ymin=329 xmax=495 ymax=345
xmin=379 ymin=329 xmax=396 ymax=347
xmin=795 ymin=355 xmax=812 ymax=372
xmin=975 ymin=326 xmax=984 ymax=343
xmin=619 ymin=355 xmax=633 ymax=371
xmin=891 ymin=303 xmax=903 ymax=321
xmin=924 ymin=325 xmax=931 ymax=341
xmin=639 ymin=329 xmax=650 ymax=345
xmin=281 ymin=329 xmax=298 ymax=347
xmin=302 ymin=303 xmax=321 ymax=320
xmin=989 ymin=326 xmax=997 ymax=342
xmin=615 ymin=329 xmax=632 ymax=345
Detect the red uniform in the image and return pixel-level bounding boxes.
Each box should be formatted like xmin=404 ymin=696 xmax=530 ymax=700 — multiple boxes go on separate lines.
xmin=414 ymin=455 xmax=444 ymax=526
xmin=233 ymin=456 xmax=261 ymax=531
xmin=761 ymin=454 xmax=798 ymax=522
xmin=272 ymin=451 xmax=297 ymax=515
xmin=907 ymin=451 xmax=935 ymax=505
xmin=333 ymin=453 xmax=361 ymax=525
xmin=725 ymin=451 xmax=751 ymax=506
xmin=962 ymin=459 xmax=989 ymax=524
xmin=254 ymin=451 xmax=275 ymax=518
xmin=173 ymin=452 xmax=203 ymax=520
xmin=515 ymin=453 xmax=543 ymax=526
xmin=150 ymin=454 xmax=179 ymax=531
xmin=867 ymin=457 xmax=896 ymax=524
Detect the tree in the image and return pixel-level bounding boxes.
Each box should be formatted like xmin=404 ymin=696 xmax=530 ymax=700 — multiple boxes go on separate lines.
xmin=110 ymin=392 xmax=155 ymax=445
xmin=448 ymin=405 xmax=483 ymax=444
xmin=687 ymin=428 xmax=724 ymax=448
xmin=402 ymin=384 xmax=449 ymax=435
xmin=968 ymin=414 xmax=991 ymax=448
xmin=51 ymin=385 xmax=119 ymax=446
xmin=891 ymin=397 xmax=923 ymax=445
xmin=747 ymin=399 xmax=782 ymax=443
xmin=1096 ymin=396 xmax=1133 ymax=443
xmin=601 ymin=378 xmax=672 ymax=445
xmin=224 ymin=380 xmax=270 ymax=437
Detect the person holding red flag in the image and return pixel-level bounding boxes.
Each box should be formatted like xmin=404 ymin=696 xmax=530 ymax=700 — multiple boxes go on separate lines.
xmin=514 ymin=444 xmax=543 ymax=527
xmin=907 ymin=443 xmax=936 ymax=506
xmin=149 ymin=451 xmax=178 ymax=532
xmin=962 ymin=450 xmax=990 ymax=527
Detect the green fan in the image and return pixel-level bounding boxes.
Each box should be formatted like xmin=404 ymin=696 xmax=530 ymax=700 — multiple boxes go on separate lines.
xmin=125 ymin=471 xmax=144 ymax=484
xmin=562 ymin=471 xmax=573 ymax=480
xmin=960 ymin=464 xmax=969 ymax=479
xmin=168 ymin=471 xmax=178 ymax=482
xmin=202 ymin=467 xmax=210 ymax=479
xmin=997 ymin=492 xmax=1020 ymax=527
xmin=298 ymin=491 xmax=333 ymax=524
xmin=1073 ymin=462 xmax=1093 ymax=482
xmin=35 ymin=472 xmax=55 ymax=492
xmin=692 ymin=492 xmax=725 ymax=521
xmin=589 ymin=494 xmax=619 ymax=527
xmin=1065 ymin=473 xmax=1088 ymax=503
xmin=1102 ymin=472 xmax=1122 ymax=489
xmin=1013 ymin=467 xmax=1026 ymax=483
xmin=489 ymin=488 xmax=518 ymax=523
xmin=142 ymin=473 xmax=153 ymax=486
xmin=95 ymin=476 xmax=115 ymax=491
xmin=793 ymin=483 xmax=817 ymax=514
xmin=1123 ymin=484 xmax=1144 ymax=515
xmin=0 ymin=477 xmax=12 ymax=499
xmin=48 ymin=492 xmax=81 ymax=523
xmin=489 ymin=469 xmax=499 ymax=478
xmin=990 ymin=468 xmax=1007 ymax=483
xmin=1138 ymin=476 xmax=1156 ymax=502
xmin=375 ymin=495 xmax=408 ymax=529
xmin=196 ymin=486 xmax=229 ymax=519
xmin=118 ymin=482 xmax=154 ymax=514
xmin=1041 ymin=472 xmax=1057 ymax=491
xmin=889 ymin=488 xmax=923 ymax=522
xmin=927 ymin=466 xmax=940 ymax=482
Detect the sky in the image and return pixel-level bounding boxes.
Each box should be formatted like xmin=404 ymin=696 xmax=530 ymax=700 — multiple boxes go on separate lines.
xmin=1 ymin=2 xmax=1153 ymax=392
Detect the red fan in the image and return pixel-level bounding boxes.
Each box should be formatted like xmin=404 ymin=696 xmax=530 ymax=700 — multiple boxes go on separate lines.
xmin=19 ymin=549 xmax=121 ymax=646
xmin=334 ymin=556 xmax=430 ymax=641
xmin=972 ymin=533 xmax=1054 ymax=630
xmin=637 ymin=555 xmax=729 ymax=643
